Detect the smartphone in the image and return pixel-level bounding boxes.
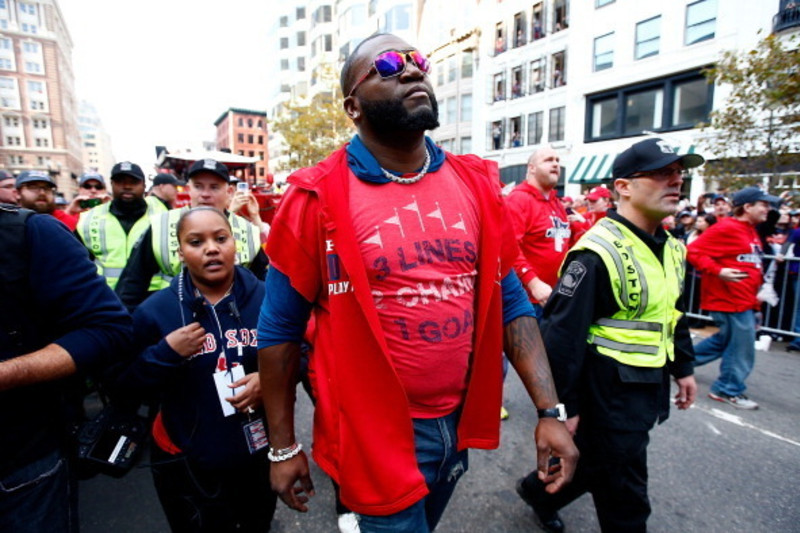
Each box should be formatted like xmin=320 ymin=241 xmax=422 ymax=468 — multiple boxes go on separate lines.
xmin=236 ymin=182 xmax=249 ymax=193
xmin=79 ymin=198 xmax=102 ymax=209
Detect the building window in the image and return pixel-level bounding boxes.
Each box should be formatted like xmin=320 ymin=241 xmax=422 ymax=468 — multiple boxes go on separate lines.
xmin=25 ymin=61 xmax=42 ymax=74
xmin=510 ymin=116 xmax=523 ymax=147
xmin=447 ymin=55 xmax=456 ymax=83
xmin=511 ymin=66 xmax=524 ymax=98
xmin=313 ymin=5 xmax=332 ymax=24
xmin=383 ymin=4 xmax=410 ymax=32
xmin=280 ymin=37 xmax=289 ymax=49
xmin=551 ymin=51 xmax=566 ymax=87
xmin=0 ymin=58 xmax=10 ymax=70
xmin=673 ymin=78 xmax=709 ymax=127
xmin=493 ymin=72 xmax=506 ymax=102
xmin=532 ymin=2 xmax=545 ymax=41
xmin=19 ymin=2 xmax=36 ymax=15
xmin=625 ymin=89 xmax=663 ymax=134
xmin=635 ymin=16 xmax=661 ymax=59
xmin=297 ymin=31 xmax=306 ymax=46
xmin=0 ymin=76 xmax=19 ymax=109
xmin=549 ymin=107 xmax=565 ymax=142
xmin=513 ymin=12 xmax=527 ymax=47
xmin=460 ymin=93 xmax=472 ymax=122
xmin=238 ymin=118 xmax=243 ymax=127
xmin=530 ymin=58 xmax=544 ymax=94
xmin=324 ymin=34 xmax=332 ymax=52
xmin=591 ymin=97 xmax=619 ymax=138
xmin=686 ymin=0 xmax=717 ymax=45
xmin=495 ymin=22 xmax=506 ymax=55
xmin=280 ymin=59 xmax=289 ymax=70
xmin=3 ymin=115 xmax=18 ymax=127
xmin=21 ymin=23 xmax=37 ymax=34
xmin=445 ymin=97 xmax=456 ymax=124
xmin=461 ymin=51 xmax=473 ymax=78
xmin=594 ymin=33 xmax=614 ymax=71
xmin=527 ymin=112 xmax=543 ymax=145
xmin=237 ymin=133 xmax=244 ymax=143
xmin=490 ymin=120 xmax=504 ymax=150
xmin=279 ymin=15 xmax=288 ymax=27
xmin=436 ymin=61 xmax=444 ymax=86
xmin=297 ymin=57 xmax=305 ymax=71
xmin=27 ymin=80 xmax=47 ymax=111
xmin=296 ymin=7 xmax=305 ymax=19
xmin=596 ymin=0 xmax=615 ymax=6
xmin=460 ymin=136 xmax=472 ymax=155
xmin=248 ymin=118 xmax=253 ymax=128
xmin=585 ymin=70 xmax=713 ymax=141
xmin=553 ymin=0 xmax=568 ymax=32
xmin=248 ymin=134 xmax=254 ymax=143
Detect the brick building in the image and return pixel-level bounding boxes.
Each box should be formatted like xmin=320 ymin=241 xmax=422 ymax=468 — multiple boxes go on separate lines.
xmin=0 ymin=0 xmax=82 ymax=194
xmin=213 ymin=107 xmax=270 ymax=185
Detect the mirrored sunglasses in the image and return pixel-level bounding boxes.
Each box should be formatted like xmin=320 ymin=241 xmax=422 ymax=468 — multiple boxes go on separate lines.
xmin=349 ymin=49 xmax=431 ymax=97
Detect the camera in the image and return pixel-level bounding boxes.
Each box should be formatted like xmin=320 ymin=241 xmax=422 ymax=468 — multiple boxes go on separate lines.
xmin=75 ymin=404 xmax=147 ymax=478
xmin=236 ymin=181 xmax=249 ymax=193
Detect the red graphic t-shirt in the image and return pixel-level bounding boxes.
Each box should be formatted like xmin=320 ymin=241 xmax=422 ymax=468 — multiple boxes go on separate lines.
xmin=349 ymin=161 xmax=479 ymax=418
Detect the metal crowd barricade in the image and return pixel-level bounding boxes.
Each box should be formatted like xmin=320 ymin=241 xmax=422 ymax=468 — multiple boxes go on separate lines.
xmin=684 ymin=254 xmax=800 ymax=340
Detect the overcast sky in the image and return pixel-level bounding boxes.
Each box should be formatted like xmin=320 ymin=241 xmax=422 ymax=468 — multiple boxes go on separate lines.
xmin=59 ymin=0 xmax=271 ymax=174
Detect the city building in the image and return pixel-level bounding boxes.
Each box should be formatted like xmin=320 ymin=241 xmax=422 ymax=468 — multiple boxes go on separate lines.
xmin=472 ymin=0 xmax=784 ymax=199
xmin=0 ymin=0 xmax=81 ymax=193
xmin=214 ymin=107 xmax=269 ymax=184
xmin=265 ymin=0 xmax=418 ymax=180
xmin=77 ymin=99 xmax=114 ymax=174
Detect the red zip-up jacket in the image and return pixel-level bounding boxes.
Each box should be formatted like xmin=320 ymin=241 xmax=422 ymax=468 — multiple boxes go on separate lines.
xmin=506 ymin=182 xmax=577 ymax=299
xmin=266 ymin=147 xmax=518 ymax=515
xmin=687 ymin=216 xmax=762 ymax=312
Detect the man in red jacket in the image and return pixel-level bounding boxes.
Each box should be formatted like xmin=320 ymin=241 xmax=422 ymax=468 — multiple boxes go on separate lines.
xmin=257 ymin=33 xmax=577 ymax=533
xmin=507 ymin=146 xmax=581 ymax=314
xmin=687 ymin=186 xmax=780 ymax=410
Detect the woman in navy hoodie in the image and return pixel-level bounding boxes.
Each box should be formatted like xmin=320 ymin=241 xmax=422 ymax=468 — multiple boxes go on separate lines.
xmin=123 ymin=207 xmax=276 ymax=532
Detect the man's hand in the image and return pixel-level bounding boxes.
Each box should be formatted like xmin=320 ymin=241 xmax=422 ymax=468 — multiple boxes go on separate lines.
xmin=165 ymin=322 xmax=206 ymax=357
xmin=534 ymin=418 xmax=579 ymax=494
xmin=271 ymin=453 xmax=315 ymax=512
xmin=674 ymin=375 xmax=697 ymax=410
xmin=719 ymin=268 xmax=749 ymax=282
xmin=565 ymin=414 xmax=579 ymax=436
xmin=227 ymin=372 xmax=262 ymax=413
xmin=527 ymin=278 xmax=553 ymax=304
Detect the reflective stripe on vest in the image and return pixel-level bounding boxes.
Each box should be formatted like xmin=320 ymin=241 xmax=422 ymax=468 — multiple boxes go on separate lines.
xmin=569 ymin=217 xmax=686 ymax=368
xmin=77 ymin=202 xmax=158 ymax=290
xmin=151 ymin=208 xmax=259 ymax=285
xmin=145 ymin=196 xmax=169 ymax=215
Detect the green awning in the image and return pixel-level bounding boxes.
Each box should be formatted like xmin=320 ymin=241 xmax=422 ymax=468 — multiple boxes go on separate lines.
xmin=568 ymin=145 xmax=696 ymax=185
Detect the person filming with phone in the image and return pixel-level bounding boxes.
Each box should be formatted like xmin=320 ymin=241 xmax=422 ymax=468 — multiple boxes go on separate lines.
xmin=115 ymin=159 xmax=268 ymax=313
xmin=66 ymin=172 xmax=110 ymax=216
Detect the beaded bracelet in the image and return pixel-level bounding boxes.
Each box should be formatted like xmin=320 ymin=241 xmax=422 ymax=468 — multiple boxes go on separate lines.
xmin=267 ymin=442 xmax=303 ymax=462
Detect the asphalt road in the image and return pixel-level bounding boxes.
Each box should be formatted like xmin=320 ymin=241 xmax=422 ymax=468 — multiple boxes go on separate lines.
xmin=80 ymin=331 xmax=800 ymax=532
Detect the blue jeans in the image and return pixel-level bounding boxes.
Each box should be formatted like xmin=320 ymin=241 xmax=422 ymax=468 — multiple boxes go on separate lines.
xmin=0 ymin=449 xmax=76 ymax=533
xmin=357 ymin=410 xmax=469 ymax=533
xmin=693 ymin=310 xmax=756 ymax=396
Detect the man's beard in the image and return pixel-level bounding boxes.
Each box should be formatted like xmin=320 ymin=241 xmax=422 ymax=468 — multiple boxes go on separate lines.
xmin=25 ymin=198 xmax=54 ymax=214
xmin=360 ymin=96 xmax=439 ymax=133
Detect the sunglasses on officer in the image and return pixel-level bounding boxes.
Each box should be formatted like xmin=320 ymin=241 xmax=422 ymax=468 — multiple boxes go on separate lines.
xmin=348 ymin=49 xmax=431 ymax=98
xmin=81 ymin=182 xmax=105 ymax=191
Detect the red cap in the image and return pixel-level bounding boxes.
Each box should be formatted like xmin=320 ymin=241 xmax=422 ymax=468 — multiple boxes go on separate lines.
xmin=586 ymin=186 xmax=611 ymax=202
xmin=560 ymin=196 xmax=573 ymax=203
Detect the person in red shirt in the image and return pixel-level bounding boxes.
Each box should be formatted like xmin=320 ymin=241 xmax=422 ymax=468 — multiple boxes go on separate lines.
xmin=585 ymin=185 xmax=612 ymax=226
xmin=15 ymin=171 xmax=78 ymax=230
xmin=507 ymin=146 xmax=581 ymax=313
xmin=687 ymin=186 xmax=781 ymax=410
xmin=257 ymin=33 xmax=577 ymax=533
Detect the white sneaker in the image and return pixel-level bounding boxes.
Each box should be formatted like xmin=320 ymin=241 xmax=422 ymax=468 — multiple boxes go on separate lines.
xmin=709 ymin=391 xmax=759 ymax=410
xmin=338 ymin=512 xmax=361 ymax=533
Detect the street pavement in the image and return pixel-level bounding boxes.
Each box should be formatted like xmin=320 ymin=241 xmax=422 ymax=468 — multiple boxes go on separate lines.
xmin=80 ymin=329 xmax=800 ymax=532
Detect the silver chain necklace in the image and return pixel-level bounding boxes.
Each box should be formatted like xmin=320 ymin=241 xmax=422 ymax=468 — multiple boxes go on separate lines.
xmin=380 ymin=149 xmax=431 ymax=185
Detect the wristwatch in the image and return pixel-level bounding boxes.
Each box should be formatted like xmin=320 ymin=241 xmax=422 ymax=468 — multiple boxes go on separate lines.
xmin=537 ymin=403 xmax=567 ymax=422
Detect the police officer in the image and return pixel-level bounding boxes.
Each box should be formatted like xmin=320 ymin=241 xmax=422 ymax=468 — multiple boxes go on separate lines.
xmin=115 ymin=158 xmax=268 ymax=311
xmin=146 ymin=172 xmax=182 ymax=212
xmin=515 ymin=138 xmax=701 ymax=533
xmin=76 ymin=161 xmax=161 ymax=290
